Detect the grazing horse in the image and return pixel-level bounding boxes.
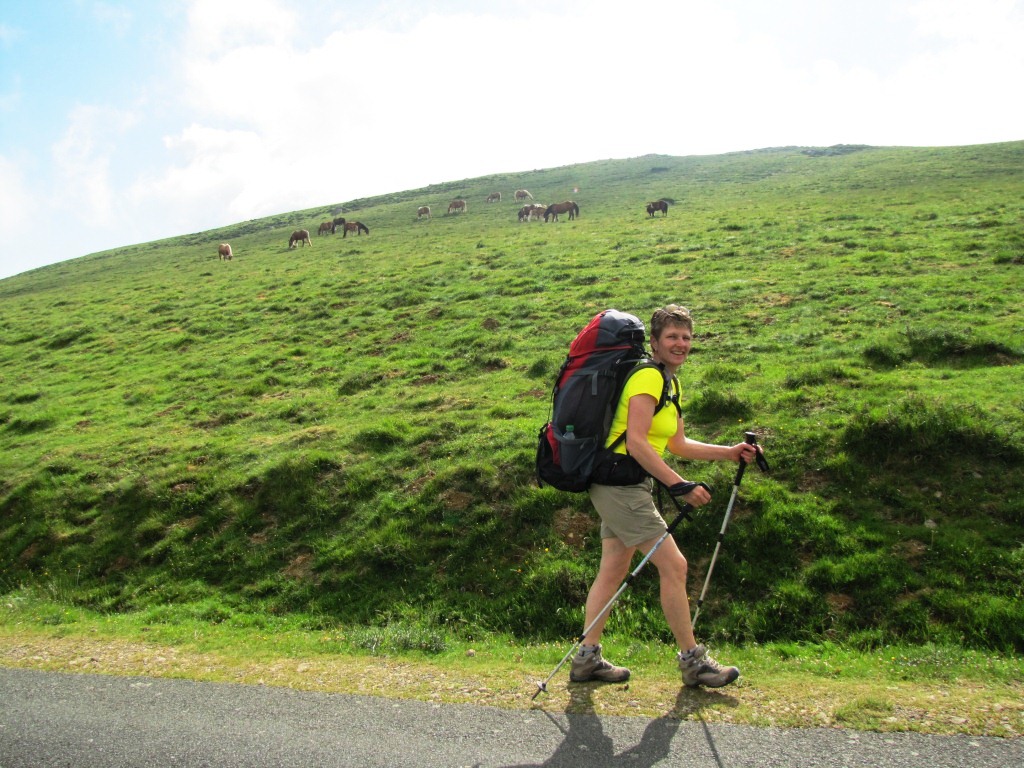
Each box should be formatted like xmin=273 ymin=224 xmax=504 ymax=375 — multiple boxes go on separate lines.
xmin=333 ymin=216 xmax=347 ymax=228
xmin=486 ymin=192 xmax=501 ymax=203
xmin=514 ymin=189 xmax=533 ymax=202
xmin=518 ymin=204 xmax=546 ymax=222
xmin=544 ymin=201 xmax=579 ymax=222
xmin=289 ymin=229 xmax=312 ymax=248
xmin=318 ymin=220 xmax=336 ymax=235
xmin=218 ymin=243 xmax=233 ymax=260
xmin=448 ymin=199 xmax=466 ymax=214
xmin=342 ymin=221 xmax=370 ymax=237
xmin=646 ymin=200 xmax=669 ymax=217
xmin=417 ymin=206 xmax=431 ymax=219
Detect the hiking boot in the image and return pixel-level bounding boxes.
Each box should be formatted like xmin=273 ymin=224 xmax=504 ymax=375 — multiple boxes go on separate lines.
xmin=678 ymin=644 xmax=739 ymax=689
xmin=569 ymin=645 xmax=631 ymax=683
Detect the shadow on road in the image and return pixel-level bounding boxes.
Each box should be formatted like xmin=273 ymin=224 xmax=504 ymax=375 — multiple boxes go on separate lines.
xmin=501 ymin=683 xmax=738 ymax=767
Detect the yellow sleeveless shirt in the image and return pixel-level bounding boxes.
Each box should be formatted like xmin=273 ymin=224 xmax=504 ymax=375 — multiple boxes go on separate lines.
xmin=605 ymin=366 xmax=680 ymax=455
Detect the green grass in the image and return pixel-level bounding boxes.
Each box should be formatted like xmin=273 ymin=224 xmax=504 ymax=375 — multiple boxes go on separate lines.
xmin=1 ymin=142 xmax=1023 ymax=658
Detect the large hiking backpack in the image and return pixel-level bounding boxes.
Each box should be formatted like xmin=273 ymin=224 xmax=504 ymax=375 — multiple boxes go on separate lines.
xmin=535 ymin=309 xmax=678 ymax=492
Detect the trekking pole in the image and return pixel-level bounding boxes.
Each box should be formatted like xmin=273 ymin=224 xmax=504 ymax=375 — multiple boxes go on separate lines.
xmin=692 ymin=431 xmax=769 ymax=627
xmin=531 ymin=481 xmax=709 ymax=701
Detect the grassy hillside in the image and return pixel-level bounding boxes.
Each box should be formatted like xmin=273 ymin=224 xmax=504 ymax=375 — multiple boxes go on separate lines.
xmin=2 ymin=142 xmax=1022 ymax=653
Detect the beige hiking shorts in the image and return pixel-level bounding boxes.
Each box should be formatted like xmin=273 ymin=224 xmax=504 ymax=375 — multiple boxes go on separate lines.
xmin=589 ymin=478 xmax=667 ymax=548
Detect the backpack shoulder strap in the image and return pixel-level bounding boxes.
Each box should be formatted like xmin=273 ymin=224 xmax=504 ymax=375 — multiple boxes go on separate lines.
xmin=607 ymin=362 xmax=680 ymax=451
xmin=665 ymin=373 xmax=682 ymax=417
xmin=624 ymin=362 xmax=679 ymax=416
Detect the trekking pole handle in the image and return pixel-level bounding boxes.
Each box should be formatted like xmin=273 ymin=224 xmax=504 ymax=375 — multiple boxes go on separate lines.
xmin=744 ymin=431 xmax=771 ymax=473
xmin=663 ymin=481 xmax=710 ymax=535
xmin=732 ymin=435 xmax=753 ymax=486
xmin=666 ymin=480 xmax=703 ymax=498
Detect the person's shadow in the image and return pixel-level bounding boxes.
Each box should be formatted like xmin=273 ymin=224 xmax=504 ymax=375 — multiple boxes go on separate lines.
xmin=500 ymin=683 xmax=738 ymax=767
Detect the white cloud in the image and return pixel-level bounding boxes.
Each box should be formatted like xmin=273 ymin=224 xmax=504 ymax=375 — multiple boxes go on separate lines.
xmin=51 ymin=104 xmax=139 ymax=227
xmin=0 ymin=155 xmax=35 ymax=233
xmin=905 ymin=0 xmax=1022 ymax=40
xmin=185 ymin=0 xmax=297 ymax=53
xmin=850 ymin=0 xmax=1024 ymax=146
xmin=134 ymin=123 xmax=292 ymax=225
xmin=0 ymin=154 xmax=48 ymax=277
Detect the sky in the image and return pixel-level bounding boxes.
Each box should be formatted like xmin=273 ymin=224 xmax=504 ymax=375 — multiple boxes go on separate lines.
xmin=1 ymin=0 xmax=1022 ymax=280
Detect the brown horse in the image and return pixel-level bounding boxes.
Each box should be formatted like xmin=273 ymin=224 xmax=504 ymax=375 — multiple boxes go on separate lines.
xmin=514 ymin=189 xmax=533 ymax=202
xmin=544 ymin=201 xmax=579 ymax=222
xmin=448 ymin=199 xmax=466 ymax=214
xmin=318 ymin=220 xmax=336 ymax=235
xmin=289 ymin=229 xmax=312 ymax=248
xmin=417 ymin=206 xmax=431 ymax=219
xmin=486 ymin=192 xmax=501 ymax=203
xmin=218 ymin=243 xmax=233 ymax=260
xmin=342 ymin=221 xmax=370 ymax=237
xmin=646 ymin=200 xmax=669 ymax=217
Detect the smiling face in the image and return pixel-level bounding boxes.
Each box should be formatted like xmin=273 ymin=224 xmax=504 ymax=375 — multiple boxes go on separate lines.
xmin=649 ymin=304 xmax=694 ymax=372
xmin=651 ymin=321 xmax=693 ymax=370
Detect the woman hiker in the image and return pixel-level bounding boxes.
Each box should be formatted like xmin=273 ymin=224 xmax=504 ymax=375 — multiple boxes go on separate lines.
xmin=570 ymin=304 xmax=763 ymax=688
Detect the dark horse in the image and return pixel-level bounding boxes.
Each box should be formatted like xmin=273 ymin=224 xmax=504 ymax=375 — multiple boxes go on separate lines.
xmin=341 ymin=220 xmax=370 ymax=237
xmin=646 ymin=200 xmax=669 ymax=217
xmin=544 ymin=201 xmax=579 ymax=222
xmin=289 ymin=229 xmax=312 ymax=248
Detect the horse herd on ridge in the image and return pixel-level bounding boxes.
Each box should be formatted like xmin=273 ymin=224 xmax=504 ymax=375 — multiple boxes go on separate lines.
xmin=426 ymin=189 xmax=581 ymax=222
xmin=216 ymin=190 xmax=669 ymax=260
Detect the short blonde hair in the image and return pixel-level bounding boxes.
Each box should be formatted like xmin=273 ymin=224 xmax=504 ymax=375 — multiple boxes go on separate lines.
xmin=650 ymin=304 xmax=693 ymax=339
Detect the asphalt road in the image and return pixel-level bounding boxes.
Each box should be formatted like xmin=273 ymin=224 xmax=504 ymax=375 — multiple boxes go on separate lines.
xmin=1 ymin=668 xmax=1019 ymax=767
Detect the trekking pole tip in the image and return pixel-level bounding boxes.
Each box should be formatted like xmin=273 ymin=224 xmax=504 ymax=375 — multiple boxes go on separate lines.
xmin=531 ymin=681 xmax=547 ymax=700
